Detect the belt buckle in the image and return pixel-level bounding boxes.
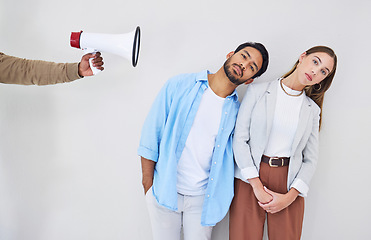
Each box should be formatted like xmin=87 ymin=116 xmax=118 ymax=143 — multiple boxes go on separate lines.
xmin=268 ymin=157 xmax=283 ymax=167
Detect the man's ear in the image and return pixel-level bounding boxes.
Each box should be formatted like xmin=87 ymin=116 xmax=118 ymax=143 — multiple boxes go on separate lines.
xmin=244 ymin=78 xmax=254 ymax=85
xmin=226 ymin=51 xmax=235 ymax=59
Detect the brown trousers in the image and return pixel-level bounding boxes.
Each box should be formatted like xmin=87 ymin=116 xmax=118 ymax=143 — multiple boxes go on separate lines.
xmin=229 ymin=162 xmax=305 ymax=240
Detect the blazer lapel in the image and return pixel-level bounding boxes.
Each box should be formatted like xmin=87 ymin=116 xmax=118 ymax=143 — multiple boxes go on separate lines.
xmin=290 ymin=96 xmax=311 ymax=153
xmin=266 ymin=80 xmax=278 ymax=138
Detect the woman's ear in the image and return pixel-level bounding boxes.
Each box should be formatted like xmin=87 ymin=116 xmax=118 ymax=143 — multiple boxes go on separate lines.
xmin=298 ymin=51 xmax=307 ymax=63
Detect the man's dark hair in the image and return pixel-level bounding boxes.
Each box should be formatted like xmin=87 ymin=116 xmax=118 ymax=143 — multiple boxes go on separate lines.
xmin=234 ymin=42 xmax=269 ymax=79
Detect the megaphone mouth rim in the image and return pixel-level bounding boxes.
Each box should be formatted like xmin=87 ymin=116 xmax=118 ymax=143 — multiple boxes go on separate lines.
xmin=132 ymin=26 xmax=141 ymax=67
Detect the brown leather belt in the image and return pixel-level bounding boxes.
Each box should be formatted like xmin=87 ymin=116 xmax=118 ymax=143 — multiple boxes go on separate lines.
xmin=261 ymin=155 xmax=290 ymax=167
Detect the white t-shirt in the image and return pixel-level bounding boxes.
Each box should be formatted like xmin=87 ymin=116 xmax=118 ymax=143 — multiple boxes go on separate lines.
xmin=264 ymin=80 xmax=304 ymax=157
xmin=177 ymin=86 xmax=225 ymax=195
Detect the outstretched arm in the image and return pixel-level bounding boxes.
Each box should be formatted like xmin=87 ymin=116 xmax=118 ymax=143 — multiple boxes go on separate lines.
xmin=0 ymin=52 xmax=104 ymax=85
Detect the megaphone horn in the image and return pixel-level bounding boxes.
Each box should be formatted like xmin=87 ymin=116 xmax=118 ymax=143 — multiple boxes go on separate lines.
xmin=70 ymin=26 xmax=141 ymax=74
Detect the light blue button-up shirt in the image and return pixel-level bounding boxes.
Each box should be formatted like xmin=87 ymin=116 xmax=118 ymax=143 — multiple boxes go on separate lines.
xmin=138 ymin=70 xmax=240 ymax=226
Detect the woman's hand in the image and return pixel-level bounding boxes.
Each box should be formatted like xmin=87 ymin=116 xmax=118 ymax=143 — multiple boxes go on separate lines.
xmin=249 ymin=178 xmax=273 ymax=204
xmin=258 ymin=187 xmax=299 ymax=214
xmin=253 ymin=186 xmax=273 ymax=204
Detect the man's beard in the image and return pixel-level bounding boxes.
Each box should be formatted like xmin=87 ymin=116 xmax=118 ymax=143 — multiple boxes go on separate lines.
xmin=223 ymin=59 xmax=245 ymax=86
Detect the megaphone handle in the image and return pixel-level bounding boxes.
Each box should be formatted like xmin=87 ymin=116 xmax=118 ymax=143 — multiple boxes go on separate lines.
xmin=83 ymin=48 xmax=101 ymax=75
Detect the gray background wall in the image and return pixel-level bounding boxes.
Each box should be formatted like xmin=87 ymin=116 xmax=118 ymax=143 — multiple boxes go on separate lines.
xmin=0 ymin=0 xmax=370 ymax=239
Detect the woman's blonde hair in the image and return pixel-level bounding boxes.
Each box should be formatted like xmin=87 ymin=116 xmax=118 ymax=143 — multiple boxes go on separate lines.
xmin=282 ymin=46 xmax=337 ymax=129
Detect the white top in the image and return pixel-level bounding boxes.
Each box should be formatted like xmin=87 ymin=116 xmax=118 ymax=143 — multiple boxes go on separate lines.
xmin=264 ymin=79 xmax=304 ymax=157
xmin=233 ymin=79 xmax=320 ymax=197
xmin=177 ymin=86 xmax=225 ymax=195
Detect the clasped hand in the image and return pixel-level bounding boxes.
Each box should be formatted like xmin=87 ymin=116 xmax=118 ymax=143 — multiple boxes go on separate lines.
xmin=256 ymin=186 xmax=297 ymax=214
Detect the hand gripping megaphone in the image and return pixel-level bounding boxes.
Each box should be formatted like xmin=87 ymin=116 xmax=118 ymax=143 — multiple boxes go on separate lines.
xmin=70 ymin=26 xmax=141 ymax=74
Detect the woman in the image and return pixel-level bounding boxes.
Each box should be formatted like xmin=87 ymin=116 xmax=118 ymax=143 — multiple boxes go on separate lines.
xmin=229 ymin=46 xmax=337 ymax=240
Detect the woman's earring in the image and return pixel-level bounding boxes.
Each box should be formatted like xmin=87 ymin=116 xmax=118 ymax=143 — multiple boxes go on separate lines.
xmin=314 ymin=83 xmax=322 ymax=91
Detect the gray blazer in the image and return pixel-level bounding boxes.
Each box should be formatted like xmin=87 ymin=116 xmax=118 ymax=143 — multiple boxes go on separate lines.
xmin=233 ymin=79 xmax=320 ymax=197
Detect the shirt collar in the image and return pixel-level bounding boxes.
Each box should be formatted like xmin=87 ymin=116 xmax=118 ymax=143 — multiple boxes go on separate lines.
xmin=195 ymin=70 xmax=239 ymax=102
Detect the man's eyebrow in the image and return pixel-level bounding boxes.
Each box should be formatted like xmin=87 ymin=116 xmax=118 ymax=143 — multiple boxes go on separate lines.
xmin=243 ymin=50 xmax=251 ymax=58
xmin=315 ymin=56 xmax=330 ymax=73
xmin=244 ymin=50 xmax=259 ymax=71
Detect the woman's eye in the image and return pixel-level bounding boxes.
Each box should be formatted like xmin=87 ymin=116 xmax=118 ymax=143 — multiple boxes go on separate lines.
xmin=313 ymin=59 xmax=318 ymax=65
xmin=321 ymin=70 xmax=326 ymax=75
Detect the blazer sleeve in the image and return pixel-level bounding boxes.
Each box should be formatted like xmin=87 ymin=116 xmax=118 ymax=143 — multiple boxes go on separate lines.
xmin=0 ymin=52 xmax=81 ymax=85
xmin=233 ymin=84 xmax=260 ymax=180
xmin=290 ymin=105 xmax=320 ymax=197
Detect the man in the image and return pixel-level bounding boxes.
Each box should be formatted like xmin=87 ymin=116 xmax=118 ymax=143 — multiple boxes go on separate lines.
xmin=0 ymin=52 xmax=104 ymax=85
xmin=138 ymin=42 xmax=269 ymax=240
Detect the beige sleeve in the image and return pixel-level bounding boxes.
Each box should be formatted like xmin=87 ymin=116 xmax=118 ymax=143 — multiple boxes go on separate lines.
xmin=0 ymin=52 xmax=83 ymax=85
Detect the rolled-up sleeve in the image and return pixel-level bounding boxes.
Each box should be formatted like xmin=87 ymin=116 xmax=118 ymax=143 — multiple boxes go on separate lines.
xmin=138 ymin=79 xmax=175 ymax=162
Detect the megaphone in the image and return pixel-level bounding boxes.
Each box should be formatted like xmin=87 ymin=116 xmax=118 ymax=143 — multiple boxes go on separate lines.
xmin=70 ymin=26 xmax=141 ymax=74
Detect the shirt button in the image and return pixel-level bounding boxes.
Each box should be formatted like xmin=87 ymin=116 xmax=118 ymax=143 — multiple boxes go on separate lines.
xmin=211 ymin=178 xmax=214 ymax=181
xmin=214 ymin=162 xmax=217 ymax=165
xmin=225 ymin=112 xmax=228 ymax=114
xmin=207 ymin=195 xmax=210 ymax=198
xmin=221 ymin=128 xmax=224 ymax=130
xmin=217 ymin=145 xmax=220 ymax=147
